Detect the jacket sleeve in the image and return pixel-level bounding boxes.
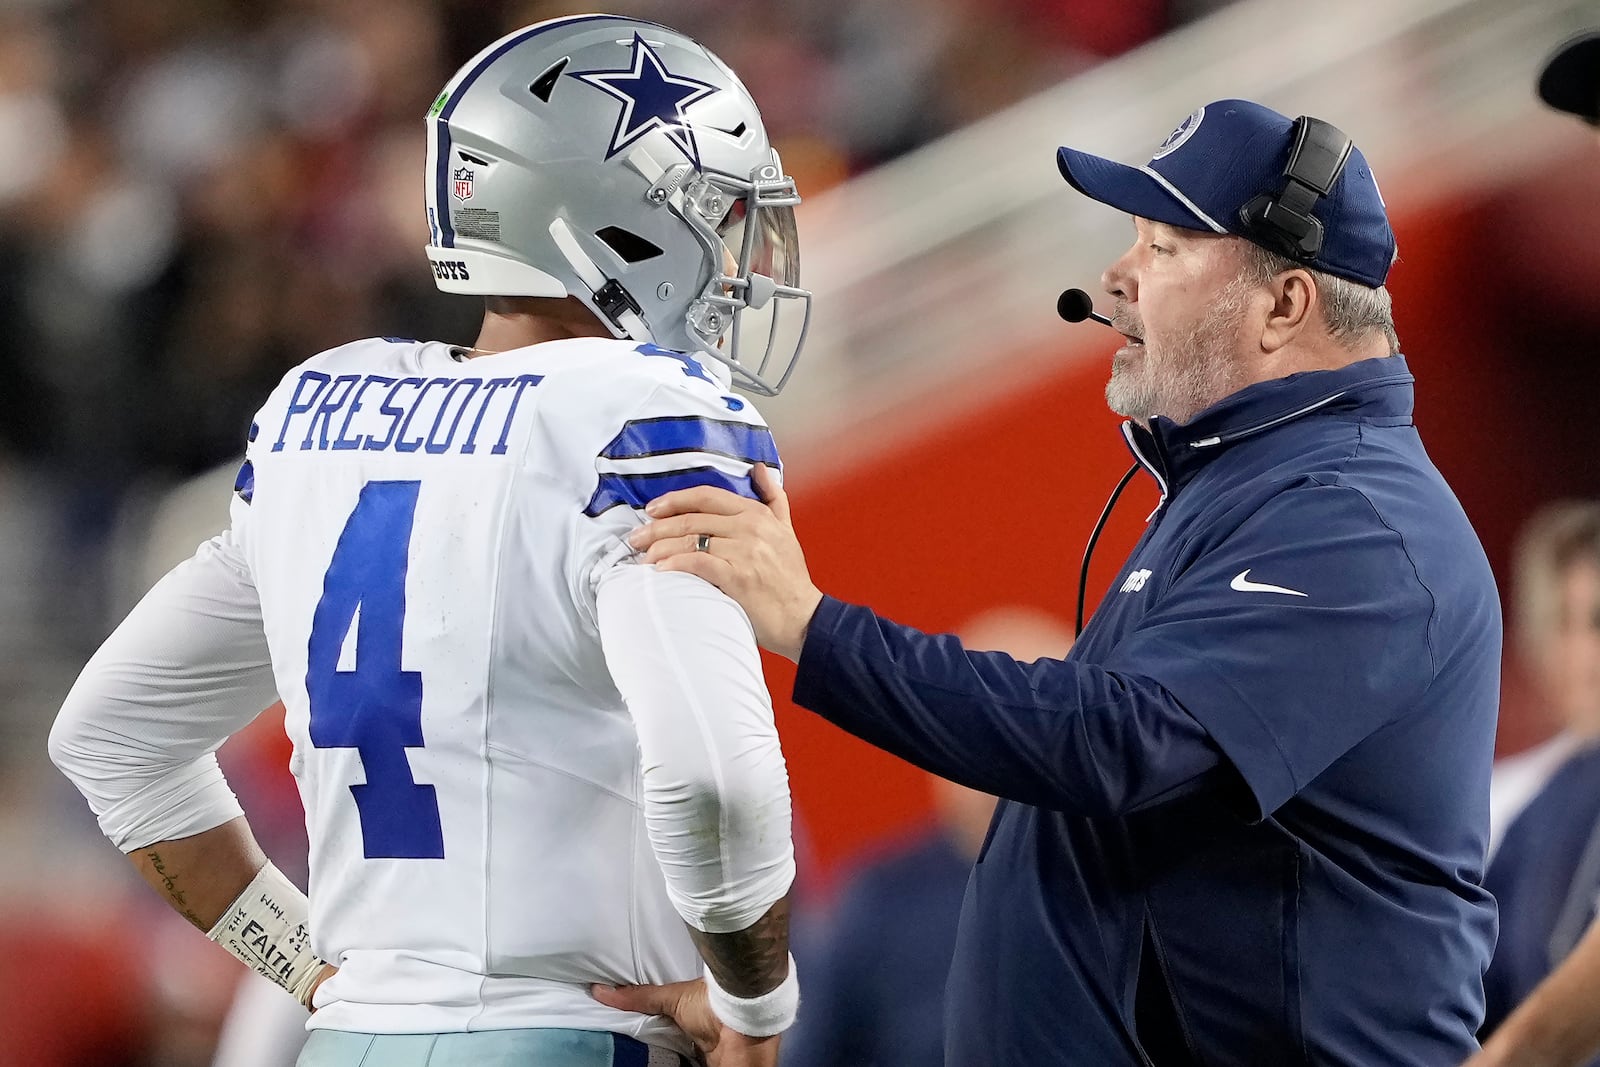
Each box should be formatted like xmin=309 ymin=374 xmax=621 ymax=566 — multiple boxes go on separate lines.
xmin=794 ymin=598 xmax=1230 ymax=817
xmin=793 ymin=483 xmax=1434 ymax=820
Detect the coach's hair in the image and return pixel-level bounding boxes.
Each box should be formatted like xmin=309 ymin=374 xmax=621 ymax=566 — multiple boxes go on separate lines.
xmin=1237 ymin=242 xmax=1401 ymax=355
xmin=1513 ymin=501 xmax=1600 ymax=651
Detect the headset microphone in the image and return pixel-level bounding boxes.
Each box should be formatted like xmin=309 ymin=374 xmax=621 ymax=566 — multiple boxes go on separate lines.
xmin=1057 ymin=288 xmax=1114 ymax=329
xmin=1055 ymin=285 xmax=1136 ymax=636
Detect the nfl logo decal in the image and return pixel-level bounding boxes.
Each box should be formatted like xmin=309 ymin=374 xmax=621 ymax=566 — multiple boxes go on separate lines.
xmin=453 ymin=166 xmax=474 ymax=202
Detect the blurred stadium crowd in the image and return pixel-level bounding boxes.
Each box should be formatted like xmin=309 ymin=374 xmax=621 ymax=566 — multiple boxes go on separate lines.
xmin=0 ymin=0 xmax=1230 ymax=662
xmin=0 ymin=2 xmax=1238 ymax=1065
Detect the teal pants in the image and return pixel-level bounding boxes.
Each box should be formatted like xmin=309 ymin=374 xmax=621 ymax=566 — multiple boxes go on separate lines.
xmin=297 ymin=1029 xmax=692 ymax=1067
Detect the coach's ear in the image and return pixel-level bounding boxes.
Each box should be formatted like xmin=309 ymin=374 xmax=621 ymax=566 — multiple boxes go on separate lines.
xmin=1256 ymin=266 xmax=1317 ymax=355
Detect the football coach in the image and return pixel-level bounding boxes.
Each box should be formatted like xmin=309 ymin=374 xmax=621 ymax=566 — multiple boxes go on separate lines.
xmin=609 ymin=99 xmax=1502 ymax=1066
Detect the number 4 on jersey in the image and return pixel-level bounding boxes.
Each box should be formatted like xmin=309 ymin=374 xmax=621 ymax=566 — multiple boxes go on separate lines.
xmin=307 ymin=480 xmax=444 ymax=859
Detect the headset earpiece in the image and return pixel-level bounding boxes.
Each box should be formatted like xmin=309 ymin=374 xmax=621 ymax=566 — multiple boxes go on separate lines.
xmin=1238 ymin=116 xmax=1353 ymax=261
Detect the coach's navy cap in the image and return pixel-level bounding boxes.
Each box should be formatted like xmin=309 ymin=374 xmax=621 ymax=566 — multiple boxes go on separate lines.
xmin=1538 ymin=32 xmax=1600 ymax=121
xmin=1057 ymin=99 xmax=1395 ymax=288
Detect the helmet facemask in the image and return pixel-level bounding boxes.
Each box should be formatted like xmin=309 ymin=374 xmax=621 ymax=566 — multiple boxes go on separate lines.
xmin=672 ymin=160 xmax=810 ymax=397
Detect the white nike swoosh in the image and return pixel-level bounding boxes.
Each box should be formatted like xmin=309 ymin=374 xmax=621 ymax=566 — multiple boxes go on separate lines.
xmin=1230 ymin=569 xmax=1308 ymax=597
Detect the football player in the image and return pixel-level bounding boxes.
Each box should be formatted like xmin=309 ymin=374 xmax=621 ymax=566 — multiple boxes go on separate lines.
xmin=49 ymin=15 xmax=808 ymax=1067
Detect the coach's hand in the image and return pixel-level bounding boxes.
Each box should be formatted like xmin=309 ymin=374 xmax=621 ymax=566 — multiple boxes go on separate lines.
xmin=592 ymin=979 xmax=780 ymax=1067
xmin=629 ymin=464 xmax=823 ymax=662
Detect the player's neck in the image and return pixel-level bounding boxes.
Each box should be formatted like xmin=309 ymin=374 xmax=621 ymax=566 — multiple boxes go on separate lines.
xmin=467 ymin=296 xmax=613 ymax=357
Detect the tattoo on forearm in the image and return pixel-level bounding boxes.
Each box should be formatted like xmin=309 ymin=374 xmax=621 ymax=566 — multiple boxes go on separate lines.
xmin=688 ymin=896 xmax=791 ymax=998
xmin=144 ymin=849 xmax=207 ymax=930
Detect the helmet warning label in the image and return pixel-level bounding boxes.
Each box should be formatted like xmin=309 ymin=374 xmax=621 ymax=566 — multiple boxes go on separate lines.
xmin=453 ymin=209 xmax=501 ymax=242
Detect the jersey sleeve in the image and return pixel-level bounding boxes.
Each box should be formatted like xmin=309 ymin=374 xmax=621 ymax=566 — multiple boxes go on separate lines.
xmin=571 ymin=371 xmax=781 ymax=624
xmin=595 ymin=564 xmax=795 ymax=933
xmin=584 ymin=382 xmax=779 ymax=518
xmin=575 ymin=367 xmax=795 ymax=933
xmin=47 ymin=523 xmax=279 ymax=850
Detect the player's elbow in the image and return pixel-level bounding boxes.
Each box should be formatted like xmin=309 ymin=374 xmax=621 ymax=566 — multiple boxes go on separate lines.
xmin=661 ymin=819 xmax=796 ymax=935
xmin=642 ymin=762 xmax=792 ymax=860
xmin=48 ymin=684 xmax=104 ymax=783
xmin=642 ymin=756 xmax=797 ymax=933
xmin=49 ymin=664 xmax=154 ymax=788
xmin=46 ymin=710 xmax=79 ymax=779
xmin=672 ymin=849 xmax=796 ymax=934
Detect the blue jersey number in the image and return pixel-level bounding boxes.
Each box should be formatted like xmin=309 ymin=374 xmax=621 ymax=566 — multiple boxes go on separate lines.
xmin=306 ymin=480 xmax=444 ymax=859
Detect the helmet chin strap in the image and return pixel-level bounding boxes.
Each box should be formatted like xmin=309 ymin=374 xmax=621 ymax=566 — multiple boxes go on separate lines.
xmin=547 ymin=217 xmax=651 ymax=342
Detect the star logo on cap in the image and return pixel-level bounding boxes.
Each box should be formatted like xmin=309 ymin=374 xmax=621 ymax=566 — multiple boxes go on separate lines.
xmin=1152 ymin=106 xmax=1205 ymax=161
xmin=570 ymin=32 xmax=718 ymax=168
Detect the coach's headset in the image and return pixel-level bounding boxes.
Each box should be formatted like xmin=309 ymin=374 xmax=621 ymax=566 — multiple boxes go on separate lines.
xmin=1238 ymin=115 xmax=1354 ymax=262
xmin=1073 ymin=116 xmax=1355 ymax=636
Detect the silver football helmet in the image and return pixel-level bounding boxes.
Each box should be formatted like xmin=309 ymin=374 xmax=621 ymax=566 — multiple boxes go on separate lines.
xmin=423 ymin=15 xmax=811 ymax=395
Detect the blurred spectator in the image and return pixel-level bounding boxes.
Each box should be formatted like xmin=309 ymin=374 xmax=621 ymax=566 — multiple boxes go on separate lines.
xmin=1481 ymin=502 xmax=1600 ymax=1043
xmin=784 ymin=608 xmax=1070 ymax=1067
xmin=1489 ymin=503 xmax=1600 ymax=855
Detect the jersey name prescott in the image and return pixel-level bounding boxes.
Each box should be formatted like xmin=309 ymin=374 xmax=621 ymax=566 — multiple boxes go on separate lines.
xmin=268 ymin=369 xmax=544 ymax=457
xmin=236 ymin=335 xmax=773 ymax=1045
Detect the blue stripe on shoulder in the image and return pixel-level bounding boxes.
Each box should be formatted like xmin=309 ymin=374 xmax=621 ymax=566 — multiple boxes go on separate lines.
xmin=600 ymin=416 xmax=779 ymax=465
xmin=585 ymin=466 xmax=757 ymax=516
xmin=234 ymin=459 xmax=254 ymax=505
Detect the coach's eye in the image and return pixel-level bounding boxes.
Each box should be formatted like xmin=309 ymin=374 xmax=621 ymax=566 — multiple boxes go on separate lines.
xmin=1149 ymin=243 xmax=1172 ymax=256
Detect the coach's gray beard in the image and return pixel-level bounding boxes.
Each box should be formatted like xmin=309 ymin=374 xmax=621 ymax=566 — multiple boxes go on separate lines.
xmin=1105 ymin=286 xmax=1250 ymax=425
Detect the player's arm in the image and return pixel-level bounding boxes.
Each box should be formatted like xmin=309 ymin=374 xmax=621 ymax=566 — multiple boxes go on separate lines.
xmin=686 ymin=896 xmax=791 ymax=998
xmin=574 ymin=374 xmax=797 ymax=1056
xmin=129 ymin=816 xmax=264 ymax=930
xmin=48 ymin=525 xmax=333 ymax=1007
xmin=1465 ymin=917 xmax=1600 ymax=1067
xmin=594 ymin=564 xmax=797 ymax=1031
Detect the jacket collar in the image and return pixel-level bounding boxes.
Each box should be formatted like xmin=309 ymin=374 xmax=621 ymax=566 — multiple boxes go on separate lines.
xmin=1123 ymin=354 xmax=1415 ymax=500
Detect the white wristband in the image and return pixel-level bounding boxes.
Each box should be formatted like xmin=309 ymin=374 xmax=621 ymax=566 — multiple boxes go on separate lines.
xmin=703 ymin=955 xmax=799 ymax=1038
xmin=207 ymin=862 xmax=329 ymax=1007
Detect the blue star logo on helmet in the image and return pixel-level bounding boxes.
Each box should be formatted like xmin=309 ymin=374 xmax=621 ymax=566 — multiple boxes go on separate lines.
xmin=569 ymin=32 xmax=718 ymax=168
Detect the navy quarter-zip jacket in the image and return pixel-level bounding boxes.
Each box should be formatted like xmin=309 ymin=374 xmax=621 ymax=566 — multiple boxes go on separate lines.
xmin=794 ymin=354 xmax=1500 ymax=1066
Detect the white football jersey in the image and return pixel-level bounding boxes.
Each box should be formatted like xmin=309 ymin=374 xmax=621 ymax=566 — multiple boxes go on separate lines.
xmin=230 ymin=335 xmax=783 ymax=1045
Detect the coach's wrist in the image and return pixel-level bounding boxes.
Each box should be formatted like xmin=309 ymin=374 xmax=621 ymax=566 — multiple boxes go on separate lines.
xmin=772 ymin=587 xmax=824 ymax=663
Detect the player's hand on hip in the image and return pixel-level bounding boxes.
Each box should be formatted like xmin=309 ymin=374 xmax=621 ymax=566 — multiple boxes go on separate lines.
xmin=306 ymin=963 xmax=338 ymax=1013
xmin=592 ymin=979 xmax=781 ymax=1067
xmin=628 ymin=463 xmax=823 ymax=662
